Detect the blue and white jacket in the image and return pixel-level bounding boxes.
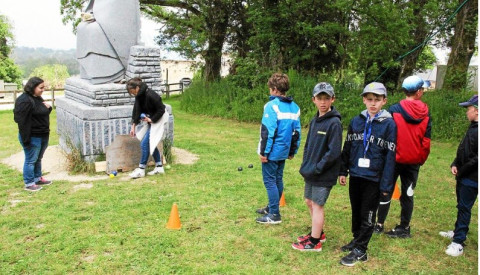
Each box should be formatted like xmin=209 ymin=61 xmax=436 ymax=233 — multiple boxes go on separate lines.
xmin=258 ymin=96 xmax=301 ymax=161
xmin=339 ymin=110 xmax=397 ymax=192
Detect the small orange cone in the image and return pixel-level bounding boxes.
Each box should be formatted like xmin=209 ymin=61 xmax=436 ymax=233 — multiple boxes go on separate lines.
xmin=279 ymin=193 xmax=286 ymax=207
xmin=166 ymin=203 xmax=182 ymax=230
xmin=392 ymin=183 xmax=401 ymax=200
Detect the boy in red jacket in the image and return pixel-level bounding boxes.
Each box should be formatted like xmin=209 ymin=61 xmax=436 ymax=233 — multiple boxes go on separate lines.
xmin=374 ymin=76 xmax=432 ymax=238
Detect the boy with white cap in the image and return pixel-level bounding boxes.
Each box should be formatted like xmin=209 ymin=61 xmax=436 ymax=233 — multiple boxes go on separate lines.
xmin=338 ymin=82 xmax=397 ymax=266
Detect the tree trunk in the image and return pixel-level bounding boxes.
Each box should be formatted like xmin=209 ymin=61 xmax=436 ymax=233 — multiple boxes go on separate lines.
xmin=443 ymin=0 xmax=478 ymax=90
xmin=397 ymin=0 xmax=429 ymax=88
xmin=203 ymin=2 xmax=230 ymax=82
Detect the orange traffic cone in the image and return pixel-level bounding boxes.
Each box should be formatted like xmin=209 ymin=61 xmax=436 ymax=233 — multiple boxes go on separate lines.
xmin=392 ymin=183 xmax=401 ymax=200
xmin=166 ymin=203 xmax=182 ymax=230
xmin=280 ymin=192 xmax=286 ymax=207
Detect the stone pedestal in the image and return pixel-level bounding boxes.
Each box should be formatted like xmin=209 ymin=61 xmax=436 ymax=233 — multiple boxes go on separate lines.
xmin=56 ymin=77 xmax=173 ymax=162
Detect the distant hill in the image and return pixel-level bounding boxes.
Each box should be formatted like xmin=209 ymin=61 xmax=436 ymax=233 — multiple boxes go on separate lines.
xmin=10 ymin=47 xmax=79 ymax=78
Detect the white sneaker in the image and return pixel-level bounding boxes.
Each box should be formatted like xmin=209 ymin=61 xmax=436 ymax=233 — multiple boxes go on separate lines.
xmin=147 ymin=166 xmax=165 ymax=175
xmin=129 ymin=168 xmax=145 ymax=179
xmin=445 ymin=242 xmax=464 ymax=257
xmin=439 ymin=230 xmax=454 ymax=239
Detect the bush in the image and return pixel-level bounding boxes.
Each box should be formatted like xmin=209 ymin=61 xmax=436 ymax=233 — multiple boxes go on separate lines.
xmin=181 ymin=70 xmax=474 ymax=142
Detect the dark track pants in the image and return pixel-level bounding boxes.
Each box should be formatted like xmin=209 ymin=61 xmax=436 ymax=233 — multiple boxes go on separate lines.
xmin=376 ymin=163 xmax=420 ymax=227
xmin=453 ymin=179 xmax=478 ymax=244
xmin=349 ymin=176 xmax=380 ymax=252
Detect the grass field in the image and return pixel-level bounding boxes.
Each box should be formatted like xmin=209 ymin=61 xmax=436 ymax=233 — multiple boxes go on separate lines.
xmin=0 ymin=95 xmax=477 ymax=274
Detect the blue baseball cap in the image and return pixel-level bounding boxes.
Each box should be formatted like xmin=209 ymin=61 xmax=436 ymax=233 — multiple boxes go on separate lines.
xmin=361 ymin=82 xmax=387 ymax=97
xmin=402 ymin=76 xmax=424 ymax=93
xmin=459 ymin=95 xmax=478 ymax=108
xmin=312 ymin=82 xmax=335 ymax=97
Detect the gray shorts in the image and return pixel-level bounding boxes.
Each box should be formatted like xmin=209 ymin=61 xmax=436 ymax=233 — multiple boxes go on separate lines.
xmin=304 ymin=183 xmax=332 ymax=206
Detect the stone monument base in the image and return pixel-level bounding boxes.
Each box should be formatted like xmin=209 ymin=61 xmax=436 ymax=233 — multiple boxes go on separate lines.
xmin=56 ymin=77 xmax=173 ymax=162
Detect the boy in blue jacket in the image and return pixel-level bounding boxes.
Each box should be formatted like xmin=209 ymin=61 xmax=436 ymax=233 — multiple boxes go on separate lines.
xmin=338 ymin=82 xmax=397 ymax=266
xmin=291 ymin=82 xmax=342 ymax=251
xmin=256 ymin=73 xmax=301 ymax=224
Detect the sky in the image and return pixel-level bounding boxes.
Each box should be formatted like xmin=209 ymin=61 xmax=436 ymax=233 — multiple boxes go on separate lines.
xmin=0 ymin=0 xmax=181 ymax=58
xmin=0 ymin=0 xmax=475 ymax=65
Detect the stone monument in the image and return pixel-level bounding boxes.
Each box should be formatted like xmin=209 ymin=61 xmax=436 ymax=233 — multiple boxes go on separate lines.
xmin=56 ymin=0 xmax=173 ymax=162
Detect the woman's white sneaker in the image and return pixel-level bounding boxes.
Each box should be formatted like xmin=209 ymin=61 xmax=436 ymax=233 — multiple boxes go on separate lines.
xmin=129 ymin=168 xmax=145 ymax=178
xmin=147 ymin=166 xmax=165 ymax=175
xmin=439 ymin=230 xmax=454 ymax=239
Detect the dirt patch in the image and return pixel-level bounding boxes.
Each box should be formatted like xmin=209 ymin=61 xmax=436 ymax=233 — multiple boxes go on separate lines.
xmin=1 ymin=145 xmax=199 ymax=182
xmin=73 ymin=183 xmax=94 ymax=192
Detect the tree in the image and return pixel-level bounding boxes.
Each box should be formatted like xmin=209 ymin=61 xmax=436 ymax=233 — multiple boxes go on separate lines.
xmin=30 ymin=64 xmax=70 ymax=89
xmin=443 ymin=0 xmax=478 ymax=90
xmin=0 ymin=15 xmax=22 ymax=85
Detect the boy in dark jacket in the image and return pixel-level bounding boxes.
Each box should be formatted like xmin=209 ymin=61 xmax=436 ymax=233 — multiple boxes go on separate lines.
xmin=338 ymin=82 xmax=396 ymax=266
xmin=441 ymin=95 xmax=478 ymax=257
xmin=375 ymin=75 xmax=432 ymax=238
xmin=291 ymin=82 xmax=342 ymax=251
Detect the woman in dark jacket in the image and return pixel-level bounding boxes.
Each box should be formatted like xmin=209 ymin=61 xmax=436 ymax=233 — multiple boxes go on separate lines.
xmin=14 ymin=77 xmax=53 ymax=191
xmin=127 ymin=77 xmax=166 ymax=178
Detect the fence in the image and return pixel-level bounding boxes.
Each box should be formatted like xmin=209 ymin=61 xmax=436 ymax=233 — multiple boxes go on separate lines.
xmin=0 ymin=82 xmax=186 ymax=107
xmin=0 ymin=89 xmax=61 ymax=108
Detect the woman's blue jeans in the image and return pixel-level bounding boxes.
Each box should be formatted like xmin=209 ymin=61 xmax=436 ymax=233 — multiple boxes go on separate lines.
xmin=19 ymin=134 xmax=49 ymax=187
xmin=139 ymin=127 xmax=161 ymax=168
xmin=261 ymin=160 xmax=285 ymax=215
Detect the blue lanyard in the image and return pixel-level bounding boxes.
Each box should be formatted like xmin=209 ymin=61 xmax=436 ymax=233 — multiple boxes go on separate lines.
xmin=363 ymin=112 xmax=380 ymax=157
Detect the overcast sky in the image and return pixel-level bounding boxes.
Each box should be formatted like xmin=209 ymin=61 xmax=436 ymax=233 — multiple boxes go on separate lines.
xmin=0 ymin=0 xmax=173 ymax=55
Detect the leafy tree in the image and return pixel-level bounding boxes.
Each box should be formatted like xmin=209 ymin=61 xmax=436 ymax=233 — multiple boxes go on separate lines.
xmin=0 ymin=15 xmax=22 ymax=85
xmin=30 ymin=64 xmax=70 ymax=89
xmin=443 ymin=0 xmax=478 ymax=90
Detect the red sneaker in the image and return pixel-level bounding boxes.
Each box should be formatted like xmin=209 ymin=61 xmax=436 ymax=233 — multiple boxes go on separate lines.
xmin=36 ymin=177 xmax=52 ymax=186
xmin=292 ymin=240 xmax=322 ymax=252
xmin=297 ymin=232 xmax=326 ymax=243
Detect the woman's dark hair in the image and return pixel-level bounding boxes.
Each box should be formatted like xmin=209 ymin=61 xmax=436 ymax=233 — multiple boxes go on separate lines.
xmin=24 ymin=77 xmax=44 ymax=95
xmin=126 ymin=77 xmax=143 ymax=91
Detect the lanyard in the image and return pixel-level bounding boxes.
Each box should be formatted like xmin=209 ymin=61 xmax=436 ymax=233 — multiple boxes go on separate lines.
xmin=363 ymin=112 xmax=380 ymax=157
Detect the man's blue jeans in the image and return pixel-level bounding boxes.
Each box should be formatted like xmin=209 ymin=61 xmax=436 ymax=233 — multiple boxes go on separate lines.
xmin=139 ymin=127 xmax=161 ymax=168
xmin=261 ymin=160 xmax=285 ymax=215
xmin=453 ymin=178 xmax=478 ymax=244
xmin=19 ymin=134 xmax=49 ymax=187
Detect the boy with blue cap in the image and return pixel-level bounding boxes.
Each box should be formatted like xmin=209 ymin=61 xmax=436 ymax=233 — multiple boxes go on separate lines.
xmin=338 ymin=82 xmax=397 ymax=266
xmin=441 ymin=95 xmax=478 ymax=256
xmin=375 ymin=75 xmax=432 ymax=238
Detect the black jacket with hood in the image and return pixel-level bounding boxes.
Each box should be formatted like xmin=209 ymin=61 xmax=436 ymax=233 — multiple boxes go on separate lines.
xmin=299 ymin=106 xmax=342 ymax=187
xmin=131 ymin=83 xmax=165 ymax=125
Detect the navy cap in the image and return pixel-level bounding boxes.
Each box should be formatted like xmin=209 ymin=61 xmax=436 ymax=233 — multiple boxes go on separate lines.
xmin=313 ymin=82 xmax=335 ymax=97
xmin=459 ymin=95 xmax=478 ymax=108
xmin=402 ymin=76 xmax=424 ymax=93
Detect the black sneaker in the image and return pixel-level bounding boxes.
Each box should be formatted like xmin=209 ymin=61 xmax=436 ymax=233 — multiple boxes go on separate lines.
xmin=340 ymin=248 xmax=368 ymax=266
xmin=256 ymin=213 xmax=281 ymax=224
xmin=341 ymin=239 xmax=356 ymax=252
xmin=386 ymin=225 xmax=411 ymax=238
xmin=373 ymin=223 xmax=384 ymax=234
xmin=256 ymin=205 xmax=269 ymax=215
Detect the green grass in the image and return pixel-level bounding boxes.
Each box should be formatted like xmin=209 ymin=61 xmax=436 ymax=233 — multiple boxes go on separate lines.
xmin=0 ymin=96 xmax=477 ymax=274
